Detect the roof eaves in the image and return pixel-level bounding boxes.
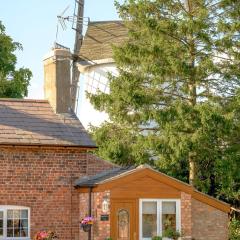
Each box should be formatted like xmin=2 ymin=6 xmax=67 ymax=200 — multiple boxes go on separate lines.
xmin=193 ymin=189 xmax=230 ymax=208
xmin=74 ymin=166 xmax=134 ymax=187
xmin=89 ymin=20 xmax=124 ymax=25
xmin=0 ymin=142 xmax=97 ymax=149
xmin=96 ymin=166 xmax=140 ymax=185
xmin=0 ymin=98 xmax=49 ymax=103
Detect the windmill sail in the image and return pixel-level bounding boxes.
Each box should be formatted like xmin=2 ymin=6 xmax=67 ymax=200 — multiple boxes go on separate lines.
xmin=71 ymin=0 xmax=85 ymax=112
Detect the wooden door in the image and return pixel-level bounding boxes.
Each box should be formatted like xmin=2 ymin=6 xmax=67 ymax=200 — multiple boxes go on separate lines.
xmin=111 ymin=200 xmax=136 ymax=240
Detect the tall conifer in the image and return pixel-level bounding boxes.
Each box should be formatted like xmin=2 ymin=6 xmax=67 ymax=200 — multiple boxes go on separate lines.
xmin=89 ymin=0 xmax=239 ymax=198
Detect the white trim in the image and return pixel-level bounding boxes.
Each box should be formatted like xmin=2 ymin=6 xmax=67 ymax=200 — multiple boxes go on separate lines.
xmin=0 ymin=206 xmax=30 ymax=240
xmin=77 ymin=58 xmax=115 ymax=72
xmin=139 ymin=199 xmax=181 ymax=240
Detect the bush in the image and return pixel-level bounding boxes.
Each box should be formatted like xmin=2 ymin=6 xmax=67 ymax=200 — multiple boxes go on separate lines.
xmin=152 ymin=236 xmax=162 ymax=240
xmin=230 ymin=217 xmax=240 ymax=240
xmin=163 ymin=228 xmax=181 ymax=240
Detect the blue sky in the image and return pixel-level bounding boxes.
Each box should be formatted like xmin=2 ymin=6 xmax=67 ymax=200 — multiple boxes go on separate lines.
xmin=0 ymin=0 xmax=122 ymax=98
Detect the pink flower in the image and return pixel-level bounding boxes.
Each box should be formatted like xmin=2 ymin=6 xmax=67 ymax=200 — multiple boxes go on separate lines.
xmin=39 ymin=231 xmax=48 ymax=238
xmin=80 ymin=216 xmax=94 ymax=225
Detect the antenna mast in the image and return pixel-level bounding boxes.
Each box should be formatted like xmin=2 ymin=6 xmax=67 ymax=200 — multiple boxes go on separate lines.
xmin=71 ymin=0 xmax=85 ymax=112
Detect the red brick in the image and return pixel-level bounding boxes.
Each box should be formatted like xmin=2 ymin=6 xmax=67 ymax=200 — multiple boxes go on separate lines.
xmin=0 ymin=146 xmax=113 ymax=240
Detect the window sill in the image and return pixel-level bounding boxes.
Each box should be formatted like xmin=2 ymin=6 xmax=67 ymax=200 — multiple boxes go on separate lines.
xmin=0 ymin=238 xmax=30 ymax=240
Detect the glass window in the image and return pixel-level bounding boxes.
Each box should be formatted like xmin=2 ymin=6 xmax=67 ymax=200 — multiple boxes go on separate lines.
xmin=142 ymin=202 xmax=157 ymax=238
xmin=162 ymin=202 xmax=176 ymax=234
xmin=7 ymin=209 xmax=28 ymax=238
xmin=0 ymin=211 xmax=3 ymax=237
xmin=140 ymin=200 xmax=180 ymax=239
xmin=118 ymin=209 xmax=129 ymax=239
xmin=0 ymin=207 xmax=29 ymax=239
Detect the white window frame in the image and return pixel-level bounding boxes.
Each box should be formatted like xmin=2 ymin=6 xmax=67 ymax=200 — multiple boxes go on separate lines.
xmin=0 ymin=206 xmax=30 ymax=240
xmin=139 ymin=199 xmax=181 ymax=240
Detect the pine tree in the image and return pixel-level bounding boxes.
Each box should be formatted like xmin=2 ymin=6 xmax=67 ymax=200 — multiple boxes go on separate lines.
xmin=89 ymin=0 xmax=240 ymax=198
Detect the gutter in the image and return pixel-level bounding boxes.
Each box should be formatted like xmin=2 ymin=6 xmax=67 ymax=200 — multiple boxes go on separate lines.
xmin=0 ymin=143 xmax=97 ymax=149
xmin=88 ymin=187 xmax=93 ymax=240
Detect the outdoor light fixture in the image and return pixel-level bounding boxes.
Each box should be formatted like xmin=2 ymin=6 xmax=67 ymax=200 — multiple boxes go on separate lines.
xmin=102 ymin=197 xmax=109 ymax=213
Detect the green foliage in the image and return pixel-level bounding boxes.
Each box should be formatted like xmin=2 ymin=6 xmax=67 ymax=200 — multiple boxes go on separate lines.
xmin=230 ymin=217 xmax=240 ymax=240
xmin=0 ymin=21 xmax=32 ymax=98
xmin=89 ymin=0 xmax=240 ymax=202
xmin=152 ymin=236 xmax=162 ymax=240
xmin=163 ymin=227 xmax=181 ymax=240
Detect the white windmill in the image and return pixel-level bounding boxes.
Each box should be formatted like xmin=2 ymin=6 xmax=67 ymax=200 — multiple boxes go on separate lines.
xmin=53 ymin=1 xmax=128 ymax=128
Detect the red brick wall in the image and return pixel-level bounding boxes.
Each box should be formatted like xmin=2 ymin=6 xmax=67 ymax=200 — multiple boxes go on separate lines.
xmin=79 ymin=191 xmax=110 ymax=240
xmin=181 ymin=192 xmax=228 ymax=240
xmin=0 ymin=146 xmax=113 ymax=240
xmin=191 ymin=198 xmax=228 ymax=240
xmin=181 ymin=192 xmax=192 ymax=239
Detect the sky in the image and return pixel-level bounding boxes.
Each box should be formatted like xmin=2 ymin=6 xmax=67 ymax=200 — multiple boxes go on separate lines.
xmin=0 ymin=0 xmax=122 ymax=99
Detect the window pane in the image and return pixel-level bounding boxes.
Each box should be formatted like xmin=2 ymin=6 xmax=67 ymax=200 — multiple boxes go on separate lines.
xmin=21 ymin=210 xmax=28 ymax=219
xmin=14 ymin=219 xmax=20 ymax=228
xmin=13 ymin=210 xmax=20 ymax=219
xmin=14 ymin=228 xmax=20 ymax=237
xmin=7 ymin=219 xmax=13 ymax=228
xmin=142 ymin=202 xmax=157 ymax=238
xmin=7 ymin=210 xmax=13 ymax=219
xmin=7 ymin=228 xmax=14 ymax=237
xmin=20 ymin=228 xmax=28 ymax=237
xmin=20 ymin=219 xmax=28 ymax=228
xmin=118 ymin=209 xmax=129 ymax=239
xmin=162 ymin=202 xmax=176 ymax=233
xmin=0 ymin=228 xmax=3 ymax=237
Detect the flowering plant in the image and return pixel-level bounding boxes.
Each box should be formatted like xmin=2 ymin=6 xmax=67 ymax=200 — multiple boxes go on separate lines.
xmin=34 ymin=231 xmax=58 ymax=240
xmin=80 ymin=216 xmax=94 ymax=226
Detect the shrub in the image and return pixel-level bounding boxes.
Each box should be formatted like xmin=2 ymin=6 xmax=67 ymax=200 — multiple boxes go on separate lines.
xmin=152 ymin=236 xmax=163 ymax=240
xmin=163 ymin=227 xmax=181 ymax=240
xmin=229 ymin=217 xmax=240 ymax=240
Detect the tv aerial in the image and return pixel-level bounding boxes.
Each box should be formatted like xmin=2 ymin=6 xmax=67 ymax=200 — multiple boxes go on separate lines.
xmin=55 ymin=0 xmax=89 ymax=113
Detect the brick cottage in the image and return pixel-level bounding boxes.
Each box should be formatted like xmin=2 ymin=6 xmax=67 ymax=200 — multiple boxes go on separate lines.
xmin=0 ymin=48 xmax=230 ymax=240
xmin=0 ymin=98 xmax=113 ymax=240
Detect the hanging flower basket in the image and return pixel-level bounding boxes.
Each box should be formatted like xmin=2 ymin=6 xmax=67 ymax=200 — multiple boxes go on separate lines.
xmin=80 ymin=216 xmax=94 ymax=232
xmin=82 ymin=224 xmax=92 ymax=232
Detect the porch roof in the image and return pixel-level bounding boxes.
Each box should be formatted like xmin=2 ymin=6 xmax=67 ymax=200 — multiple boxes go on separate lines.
xmin=75 ymin=165 xmax=135 ymax=187
xmin=75 ymin=164 xmax=231 ymax=213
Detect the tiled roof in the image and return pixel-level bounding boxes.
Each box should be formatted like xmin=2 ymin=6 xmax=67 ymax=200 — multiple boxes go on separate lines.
xmin=79 ymin=21 xmax=128 ymax=61
xmin=75 ymin=165 xmax=135 ymax=187
xmin=0 ymin=99 xmax=96 ymax=147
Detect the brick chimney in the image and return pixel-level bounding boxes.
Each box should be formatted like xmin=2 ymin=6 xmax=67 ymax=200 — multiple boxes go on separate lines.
xmin=43 ymin=48 xmax=71 ymax=113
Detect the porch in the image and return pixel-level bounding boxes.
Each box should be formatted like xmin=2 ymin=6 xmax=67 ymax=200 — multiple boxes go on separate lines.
xmin=75 ymin=165 xmax=229 ymax=240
